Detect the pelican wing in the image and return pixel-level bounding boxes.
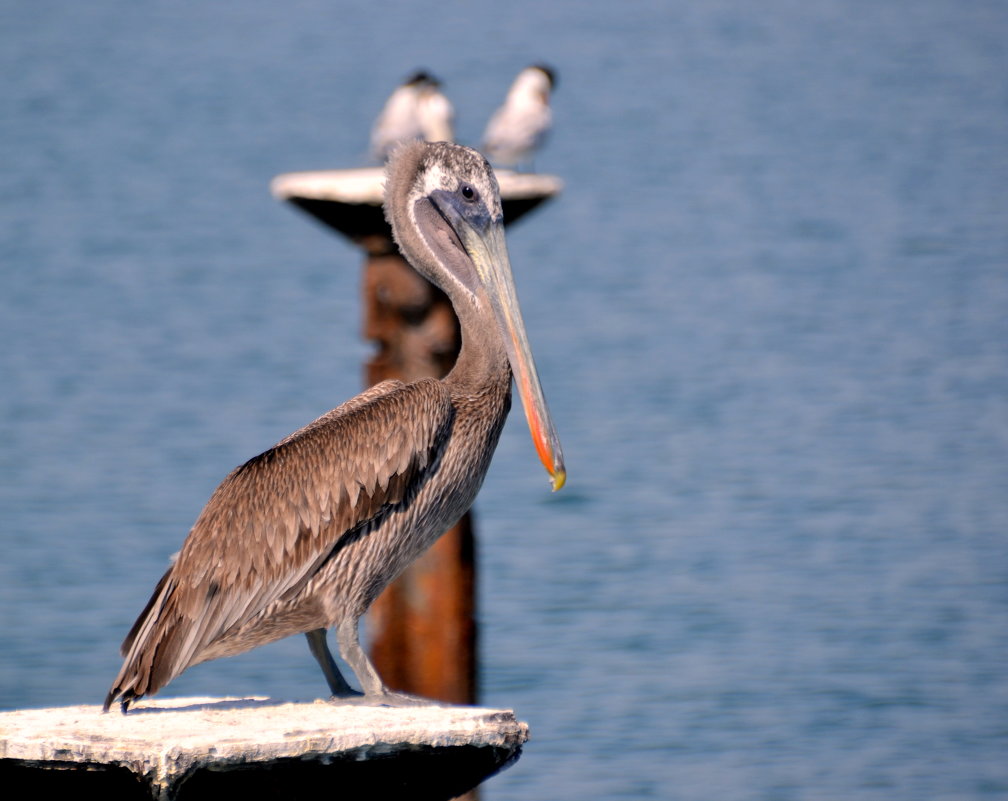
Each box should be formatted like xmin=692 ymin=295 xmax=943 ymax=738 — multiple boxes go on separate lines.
xmin=109 ymin=378 xmax=453 ymax=705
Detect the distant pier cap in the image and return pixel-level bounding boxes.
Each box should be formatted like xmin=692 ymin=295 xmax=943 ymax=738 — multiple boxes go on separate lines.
xmin=271 ymin=167 xmax=562 ymax=245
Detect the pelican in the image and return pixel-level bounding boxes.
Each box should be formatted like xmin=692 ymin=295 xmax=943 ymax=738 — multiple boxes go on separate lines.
xmin=370 ymin=71 xmax=455 ymax=161
xmin=103 ymin=142 xmax=565 ymax=713
xmin=482 ymin=64 xmax=556 ymax=170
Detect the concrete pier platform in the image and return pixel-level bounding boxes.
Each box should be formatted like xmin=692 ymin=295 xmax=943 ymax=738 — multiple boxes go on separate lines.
xmin=0 ymin=697 xmax=529 ymax=800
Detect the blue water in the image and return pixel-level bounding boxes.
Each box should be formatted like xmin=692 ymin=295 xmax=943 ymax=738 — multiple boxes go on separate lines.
xmin=2 ymin=1 xmax=1007 ymax=798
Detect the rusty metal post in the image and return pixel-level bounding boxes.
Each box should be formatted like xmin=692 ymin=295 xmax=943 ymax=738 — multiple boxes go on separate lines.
xmin=271 ymin=167 xmax=561 ymax=707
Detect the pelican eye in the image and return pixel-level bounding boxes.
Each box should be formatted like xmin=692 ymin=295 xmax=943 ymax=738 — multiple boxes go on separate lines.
xmin=459 ymin=183 xmax=478 ymax=202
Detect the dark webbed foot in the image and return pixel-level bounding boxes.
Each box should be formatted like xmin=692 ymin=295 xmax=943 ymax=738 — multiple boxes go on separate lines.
xmin=325 ymin=687 xmax=365 ymax=701
xmin=370 ymin=690 xmax=442 ymax=708
xmin=326 ymin=689 xmax=440 ymax=708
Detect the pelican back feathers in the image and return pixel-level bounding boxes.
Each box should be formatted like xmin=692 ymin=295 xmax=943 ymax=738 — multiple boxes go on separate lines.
xmin=105 ymin=378 xmax=452 ymax=710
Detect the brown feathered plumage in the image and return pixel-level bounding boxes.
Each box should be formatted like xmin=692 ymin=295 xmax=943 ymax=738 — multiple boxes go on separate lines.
xmin=104 ymin=142 xmax=563 ymax=712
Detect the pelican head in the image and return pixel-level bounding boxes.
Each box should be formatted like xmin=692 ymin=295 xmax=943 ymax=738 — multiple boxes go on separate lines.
xmin=385 ymin=141 xmax=565 ymax=490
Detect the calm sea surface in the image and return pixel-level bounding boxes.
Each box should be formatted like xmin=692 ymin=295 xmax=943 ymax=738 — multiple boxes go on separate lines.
xmin=2 ymin=1 xmax=1006 ymax=798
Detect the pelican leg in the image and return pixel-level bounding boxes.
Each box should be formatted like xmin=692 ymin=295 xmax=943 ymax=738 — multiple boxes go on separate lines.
xmin=305 ymin=628 xmax=359 ymax=697
xmin=335 ymin=619 xmax=439 ymax=707
xmin=335 ymin=619 xmax=387 ymax=697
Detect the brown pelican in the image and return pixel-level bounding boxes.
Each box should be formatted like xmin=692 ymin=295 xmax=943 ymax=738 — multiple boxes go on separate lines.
xmin=103 ymin=142 xmax=565 ymax=713
xmin=482 ymin=65 xmax=556 ymax=170
xmin=371 ymin=71 xmax=455 ymax=161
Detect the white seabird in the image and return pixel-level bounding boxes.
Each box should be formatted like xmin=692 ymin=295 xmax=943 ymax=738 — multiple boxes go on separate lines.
xmin=370 ymin=71 xmax=455 ymax=161
xmin=482 ymin=64 xmax=556 ymax=170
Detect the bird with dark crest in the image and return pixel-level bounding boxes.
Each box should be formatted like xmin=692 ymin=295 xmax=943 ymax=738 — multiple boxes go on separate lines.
xmin=371 ymin=71 xmax=455 ymax=161
xmin=482 ymin=64 xmax=556 ymax=170
xmin=103 ymin=142 xmax=565 ymax=713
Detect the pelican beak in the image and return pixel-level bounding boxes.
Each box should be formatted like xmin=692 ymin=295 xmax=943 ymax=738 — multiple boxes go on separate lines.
xmin=444 ymin=208 xmax=565 ymax=491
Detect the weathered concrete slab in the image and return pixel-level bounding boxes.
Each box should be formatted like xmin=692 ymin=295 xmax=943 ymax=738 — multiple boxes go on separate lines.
xmin=0 ymin=697 xmax=529 ymax=800
xmin=270 ymin=167 xmax=562 ymax=244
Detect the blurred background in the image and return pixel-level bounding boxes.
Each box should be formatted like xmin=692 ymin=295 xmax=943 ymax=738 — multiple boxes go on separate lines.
xmin=1 ymin=0 xmax=1006 ymax=798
